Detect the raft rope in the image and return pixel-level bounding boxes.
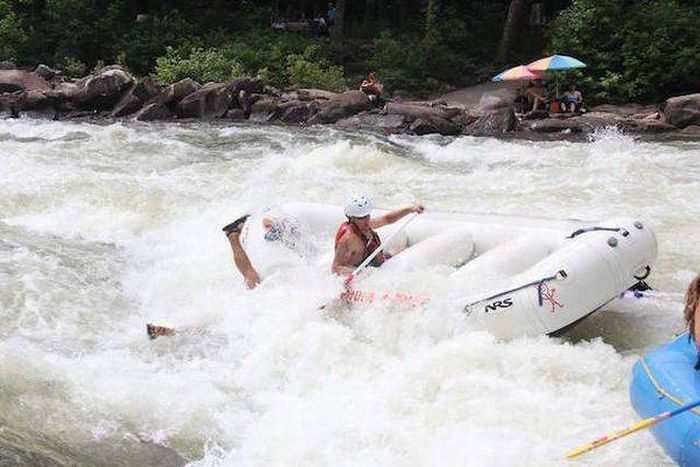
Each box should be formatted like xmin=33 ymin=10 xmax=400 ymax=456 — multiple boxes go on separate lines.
xmin=465 ymin=270 xmax=567 ymax=308
xmin=640 ymin=356 xmax=700 ymax=418
xmin=566 ymin=226 xmax=629 ymax=239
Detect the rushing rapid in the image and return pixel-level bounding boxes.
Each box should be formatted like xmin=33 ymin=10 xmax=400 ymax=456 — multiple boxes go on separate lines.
xmin=1 ymin=118 xmax=699 ymax=466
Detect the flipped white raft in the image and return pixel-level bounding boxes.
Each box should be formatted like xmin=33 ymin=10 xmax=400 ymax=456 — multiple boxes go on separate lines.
xmin=240 ymin=202 xmax=658 ymax=339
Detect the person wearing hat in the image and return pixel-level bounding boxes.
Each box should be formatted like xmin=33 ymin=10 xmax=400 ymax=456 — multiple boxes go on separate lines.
xmin=332 ymin=194 xmax=424 ymax=276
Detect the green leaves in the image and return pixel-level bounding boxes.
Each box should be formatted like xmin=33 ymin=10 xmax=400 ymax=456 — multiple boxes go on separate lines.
xmin=548 ymin=0 xmax=700 ymax=103
xmin=153 ymin=47 xmax=245 ymax=84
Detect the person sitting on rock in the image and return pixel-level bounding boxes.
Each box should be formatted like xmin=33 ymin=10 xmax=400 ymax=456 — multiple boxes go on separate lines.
xmin=360 ymin=72 xmax=383 ymax=105
xmin=524 ymin=80 xmax=547 ymax=114
xmin=560 ymin=82 xmax=584 ymax=113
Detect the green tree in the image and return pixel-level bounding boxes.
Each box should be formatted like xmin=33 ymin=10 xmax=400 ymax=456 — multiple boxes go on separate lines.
xmin=548 ymin=0 xmax=700 ymax=102
xmin=0 ymin=0 xmax=27 ymax=61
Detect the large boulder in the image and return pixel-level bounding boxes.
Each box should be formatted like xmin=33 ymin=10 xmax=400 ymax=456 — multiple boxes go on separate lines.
xmin=135 ymin=102 xmax=173 ymax=121
xmin=384 ymin=102 xmax=460 ymax=121
xmin=249 ymin=97 xmax=282 ymax=121
xmin=335 ymin=112 xmax=409 ymax=134
xmin=0 ymin=61 xmax=16 ymax=70
xmin=527 ymin=118 xmax=583 ymax=134
xmin=0 ymin=70 xmax=51 ymax=93
xmin=311 ymin=90 xmax=372 ymax=124
xmin=622 ymin=119 xmax=677 ymax=133
xmin=297 ymin=88 xmax=338 ymax=101
xmin=277 ymin=100 xmax=314 ymax=123
xmin=72 ymin=67 xmax=136 ymax=110
xmin=34 ymin=64 xmax=62 ymax=81
xmin=464 ymin=108 xmax=516 ymax=136
xmin=150 ymin=78 xmax=201 ymax=107
xmin=409 ymin=117 xmax=461 ymax=136
xmin=176 ymin=82 xmax=233 ymax=119
xmin=590 ymin=104 xmax=654 ymax=118
xmin=661 ymin=93 xmax=700 ymax=128
xmin=111 ymin=77 xmax=161 ymax=117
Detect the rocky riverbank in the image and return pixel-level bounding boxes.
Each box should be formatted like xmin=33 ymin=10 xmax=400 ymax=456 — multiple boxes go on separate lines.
xmin=1 ymin=62 xmax=699 ymax=139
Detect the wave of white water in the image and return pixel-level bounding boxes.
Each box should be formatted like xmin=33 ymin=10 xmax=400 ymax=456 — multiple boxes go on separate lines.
xmin=1 ymin=119 xmax=699 ymax=466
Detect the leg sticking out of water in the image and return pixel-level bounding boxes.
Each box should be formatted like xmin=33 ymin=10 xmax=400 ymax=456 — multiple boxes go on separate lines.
xmin=146 ymin=215 xmax=261 ymax=340
xmin=223 ymin=215 xmax=261 ymax=289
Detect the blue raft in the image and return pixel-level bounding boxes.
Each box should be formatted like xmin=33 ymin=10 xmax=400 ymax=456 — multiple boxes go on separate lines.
xmin=630 ymin=333 xmax=700 ymax=466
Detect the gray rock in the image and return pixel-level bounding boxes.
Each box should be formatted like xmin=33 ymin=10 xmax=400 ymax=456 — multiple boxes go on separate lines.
xmin=249 ymin=97 xmax=281 ymax=121
xmin=72 ymin=67 xmax=136 ymax=110
xmin=278 ymin=100 xmax=312 ymax=123
xmin=111 ymin=77 xmax=161 ymax=117
xmin=335 ymin=112 xmax=408 ymax=134
xmin=527 ymin=118 xmax=583 ymax=133
xmin=0 ymin=60 xmax=16 ymax=70
xmin=135 ymin=102 xmax=173 ymax=121
xmin=34 ymin=64 xmax=61 ymax=81
xmin=681 ymin=125 xmax=700 ymax=135
xmin=661 ymin=93 xmax=700 ymax=128
xmin=464 ymin=108 xmax=516 ymax=136
xmin=0 ymin=70 xmax=51 ymax=93
xmin=226 ymin=108 xmax=247 ymax=120
xmin=176 ymin=82 xmax=233 ymax=119
xmin=409 ymin=117 xmax=460 ymax=136
xmin=623 ymin=119 xmax=677 ymax=133
xmin=311 ymin=90 xmax=372 ymax=124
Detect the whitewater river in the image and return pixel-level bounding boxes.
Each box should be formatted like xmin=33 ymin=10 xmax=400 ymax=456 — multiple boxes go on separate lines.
xmin=1 ymin=118 xmax=699 ymax=466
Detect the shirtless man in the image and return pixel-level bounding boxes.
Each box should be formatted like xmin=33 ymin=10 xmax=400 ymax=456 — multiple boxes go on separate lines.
xmin=332 ymin=194 xmax=424 ymax=277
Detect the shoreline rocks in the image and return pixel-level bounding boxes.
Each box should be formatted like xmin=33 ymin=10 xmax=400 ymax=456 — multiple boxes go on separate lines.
xmin=1 ymin=62 xmax=699 ymax=140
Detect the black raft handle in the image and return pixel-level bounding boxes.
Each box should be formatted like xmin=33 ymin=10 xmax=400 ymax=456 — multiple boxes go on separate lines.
xmin=634 ymin=265 xmax=651 ymax=281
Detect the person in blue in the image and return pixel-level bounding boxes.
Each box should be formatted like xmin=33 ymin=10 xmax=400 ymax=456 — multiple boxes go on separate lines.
xmin=326 ymin=2 xmax=337 ymax=26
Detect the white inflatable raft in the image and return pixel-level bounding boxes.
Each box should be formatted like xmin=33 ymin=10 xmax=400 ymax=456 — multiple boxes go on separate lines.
xmin=240 ymin=202 xmax=658 ymax=339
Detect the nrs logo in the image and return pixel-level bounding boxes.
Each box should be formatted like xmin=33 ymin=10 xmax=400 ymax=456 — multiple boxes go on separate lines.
xmin=485 ymin=298 xmax=513 ymax=312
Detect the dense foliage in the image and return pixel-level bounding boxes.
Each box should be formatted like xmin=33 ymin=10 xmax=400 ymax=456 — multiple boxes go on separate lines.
xmin=2 ymin=0 xmax=698 ymax=101
xmin=548 ymin=0 xmax=700 ymax=103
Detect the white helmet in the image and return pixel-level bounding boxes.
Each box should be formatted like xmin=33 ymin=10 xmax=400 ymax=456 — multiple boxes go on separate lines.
xmin=344 ymin=194 xmax=372 ymax=218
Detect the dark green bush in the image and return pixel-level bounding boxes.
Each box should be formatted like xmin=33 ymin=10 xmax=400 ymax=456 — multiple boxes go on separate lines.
xmin=367 ymin=32 xmax=427 ymax=95
xmin=548 ymin=0 xmax=700 ymax=103
xmin=153 ymin=46 xmax=245 ymax=84
xmin=285 ymin=45 xmax=347 ymax=91
xmin=0 ymin=1 xmax=26 ymax=61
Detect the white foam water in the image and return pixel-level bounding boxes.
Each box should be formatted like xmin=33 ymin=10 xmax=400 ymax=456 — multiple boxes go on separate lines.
xmin=1 ymin=119 xmax=698 ymax=466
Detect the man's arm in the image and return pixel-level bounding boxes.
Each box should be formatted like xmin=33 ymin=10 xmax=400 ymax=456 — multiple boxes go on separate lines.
xmin=332 ymin=233 xmax=361 ymax=275
xmin=370 ymin=204 xmax=424 ymax=229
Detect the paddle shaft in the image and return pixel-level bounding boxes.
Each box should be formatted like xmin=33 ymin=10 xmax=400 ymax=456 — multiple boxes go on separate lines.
xmin=346 ymin=212 xmax=419 ymax=284
xmin=566 ymin=398 xmax=700 ymax=459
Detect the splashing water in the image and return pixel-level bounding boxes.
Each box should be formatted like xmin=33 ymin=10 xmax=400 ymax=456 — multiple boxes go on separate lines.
xmin=1 ymin=118 xmax=698 ymax=466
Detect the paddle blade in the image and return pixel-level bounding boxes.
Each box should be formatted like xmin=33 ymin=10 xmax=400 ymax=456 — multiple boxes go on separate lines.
xmin=565 ymin=416 xmax=660 ymax=459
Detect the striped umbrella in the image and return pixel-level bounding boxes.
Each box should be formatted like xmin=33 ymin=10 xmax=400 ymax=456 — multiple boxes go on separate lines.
xmin=527 ymin=54 xmax=586 ymax=99
xmin=527 ymin=54 xmax=586 ymax=71
xmin=491 ymin=65 xmax=544 ymax=82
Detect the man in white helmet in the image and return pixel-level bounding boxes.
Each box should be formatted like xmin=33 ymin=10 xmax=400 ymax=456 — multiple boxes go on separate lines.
xmin=332 ymin=194 xmax=424 ymax=276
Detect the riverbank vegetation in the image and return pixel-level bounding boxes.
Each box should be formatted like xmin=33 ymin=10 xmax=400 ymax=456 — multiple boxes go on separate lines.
xmin=1 ymin=0 xmax=698 ymax=103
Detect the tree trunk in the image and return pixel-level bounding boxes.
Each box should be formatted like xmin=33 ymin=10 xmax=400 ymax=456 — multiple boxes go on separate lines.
xmin=424 ymin=0 xmax=439 ymax=73
xmin=331 ymin=0 xmax=346 ymax=42
xmin=497 ymin=0 xmax=527 ymax=63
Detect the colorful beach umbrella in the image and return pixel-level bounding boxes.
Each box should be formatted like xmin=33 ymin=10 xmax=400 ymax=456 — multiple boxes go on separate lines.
xmin=526 ymin=54 xmax=586 ymax=99
xmin=527 ymin=54 xmax=586 ymax=71
xmin=491 ymin=65 xmax=544 ymax=82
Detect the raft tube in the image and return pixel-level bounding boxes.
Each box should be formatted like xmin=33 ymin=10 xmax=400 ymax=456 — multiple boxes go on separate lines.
xmin=241 ymin=202 xmax=658 ymax=339
xmin=630 ymin=334 xmax=700 ymax=466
